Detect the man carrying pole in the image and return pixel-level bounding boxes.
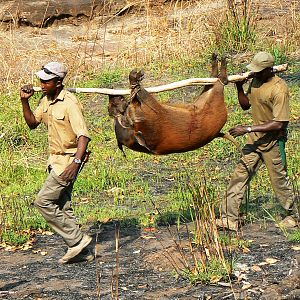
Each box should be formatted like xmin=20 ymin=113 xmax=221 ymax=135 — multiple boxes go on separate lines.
xmin=216 ymin=51 xmax=297 ymax=231
xmin=20 ymin=62 xmax=93 ymax=263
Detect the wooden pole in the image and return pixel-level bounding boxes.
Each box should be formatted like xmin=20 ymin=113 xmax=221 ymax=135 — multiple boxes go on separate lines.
xmin=33 ymin=64 xmax=288 ymax=95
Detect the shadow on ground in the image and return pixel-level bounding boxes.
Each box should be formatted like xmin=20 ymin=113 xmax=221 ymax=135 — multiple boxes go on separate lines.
xmin=1 ymin=221 xmax=300 ymax=299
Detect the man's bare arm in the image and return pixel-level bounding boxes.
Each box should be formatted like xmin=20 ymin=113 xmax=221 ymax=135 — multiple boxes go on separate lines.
xmin=229 ymin=120 xmax=287 ymax=137
xmin=60 ymin=136 xmax=90 ymax=182
xmin=20 ymin=84 xmax=39 ymax=129
xmin=236 ymin=82 xmax=251 ymax=110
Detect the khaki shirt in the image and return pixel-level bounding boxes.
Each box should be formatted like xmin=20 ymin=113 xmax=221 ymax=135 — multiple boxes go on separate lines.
xmin=247 ymin=75 xmax=290 ymax=151
xmin=34 ymin=89 xmax=90 ymax=175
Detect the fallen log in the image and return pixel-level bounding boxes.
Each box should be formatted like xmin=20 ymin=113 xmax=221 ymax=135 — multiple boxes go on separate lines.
xmin=33 ymin=63 xmax=288 ymax=95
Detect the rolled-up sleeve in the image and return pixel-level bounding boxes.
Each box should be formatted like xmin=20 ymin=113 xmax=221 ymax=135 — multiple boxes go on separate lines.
xmin=33 ymin=98 xmax=46 ymax=123
xmin=272 ymin=91 xmax=290 ymax=122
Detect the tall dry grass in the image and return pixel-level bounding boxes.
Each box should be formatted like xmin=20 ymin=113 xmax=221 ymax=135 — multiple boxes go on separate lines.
xmin=0 ymin=0 xmax=299 ymax=93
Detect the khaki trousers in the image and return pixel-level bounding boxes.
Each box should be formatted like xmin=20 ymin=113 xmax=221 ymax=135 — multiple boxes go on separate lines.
xmin=34 ymin=169 xmax=83 ymax=247
xmin=221 ymin=142 xmax=294 ymax=222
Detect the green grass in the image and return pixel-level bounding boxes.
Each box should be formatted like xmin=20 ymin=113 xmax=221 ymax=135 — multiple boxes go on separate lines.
xmin=1 ymin=230 xmax=32 ymax=246
xmin=182 ymin=258 xmax=233 ymax=285
xmin=1 ymin=62 xmax=299 ymax=245
xmin=1 ymin=50 xmax=300 ymax=245
xmin=289 ymin=230 xmax=300 ymax=243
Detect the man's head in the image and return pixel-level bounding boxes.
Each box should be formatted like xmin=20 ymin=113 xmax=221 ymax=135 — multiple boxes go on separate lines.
xmin=36 ymin=62 xmax=67 ymax=98
xmin=246 ymin=52 xmax=274 ymax=73
xmin=247 ymin=52 xmax=275 ymax=82
xmin=36 ymin=62 xmax=67 ymax=81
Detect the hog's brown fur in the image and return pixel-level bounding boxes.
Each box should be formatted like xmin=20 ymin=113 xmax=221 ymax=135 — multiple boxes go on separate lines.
xmin=108 ymin=55 xmax=228 ymax=155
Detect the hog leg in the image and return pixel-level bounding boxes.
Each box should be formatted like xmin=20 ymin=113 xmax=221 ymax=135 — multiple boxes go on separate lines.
xmin=128 ymin=68 xmax=160 ymax=113
xmin=202 ymin=53 xmax=219 ymax=93
xmin=219 ymin=57 xmax=228 ymax=85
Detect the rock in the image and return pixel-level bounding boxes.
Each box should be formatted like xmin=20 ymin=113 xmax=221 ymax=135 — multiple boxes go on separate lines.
xmin=0 ymin=0 xmax=127 ymax=27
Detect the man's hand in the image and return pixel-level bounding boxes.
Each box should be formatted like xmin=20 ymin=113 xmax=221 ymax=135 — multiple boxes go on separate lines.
xmin=60 ymin=162 xmax=81 ymax=183
xmin=20 ymin=84 xmax=34 ymax=101
xmin=229 ymin=125 xmax=250 ymax=137
xmin=235 ymin=79 xmax=247 ymax=89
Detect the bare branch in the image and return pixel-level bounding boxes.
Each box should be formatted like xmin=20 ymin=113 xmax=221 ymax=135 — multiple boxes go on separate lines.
xmin=33 ymin=64 xmax=288 ymax=95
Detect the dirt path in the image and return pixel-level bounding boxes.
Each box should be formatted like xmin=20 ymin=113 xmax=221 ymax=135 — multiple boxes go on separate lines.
xmin=1 ymin=222 xmax=300 ymax=299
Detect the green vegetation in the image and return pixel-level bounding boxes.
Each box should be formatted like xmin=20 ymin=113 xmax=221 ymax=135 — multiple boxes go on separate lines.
xmin=216 ymin=0 xmax=257 ymax=54
xmin=289 ymin=230 xmax=300 ymax=243
xmin=182 ymin=258 xmax=233 ymax=285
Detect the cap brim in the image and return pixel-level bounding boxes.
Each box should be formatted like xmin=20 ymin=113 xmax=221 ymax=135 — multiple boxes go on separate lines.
xmin=35 ymin=70 xmax=57 ymax=81
xmin=246 ymin=63 xmax=265 ymax=73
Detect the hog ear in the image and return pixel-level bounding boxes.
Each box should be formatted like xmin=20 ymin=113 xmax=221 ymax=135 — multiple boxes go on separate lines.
xmin=135 ymin=131 xmax=151 ymax=152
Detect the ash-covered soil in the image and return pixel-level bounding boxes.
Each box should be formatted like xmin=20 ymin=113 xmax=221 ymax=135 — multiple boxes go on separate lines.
xmin=1 ymin=221 xmax=300 ymax=300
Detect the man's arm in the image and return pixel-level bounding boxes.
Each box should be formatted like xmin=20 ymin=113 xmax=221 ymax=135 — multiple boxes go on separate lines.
xmin=20 ymin=84 xmax=40 ymax=129
xmin=60 ymin=135 xmax=90 ymax=182
xmin=236 ymin=82 xmax=251 ymax=110
xmin=229 ymin=120 xmax=287 ymax=137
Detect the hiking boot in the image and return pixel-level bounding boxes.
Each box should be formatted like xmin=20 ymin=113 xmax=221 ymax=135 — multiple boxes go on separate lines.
xmin=58 ymin=234 xmax=92 ymax=264
xmin=275 ymin=216 xmax=298 ymax=229
xmin=215 ymin=217 xmax=238 ymax=232
xmin=67 ymin=249 xmax=95 ymax=264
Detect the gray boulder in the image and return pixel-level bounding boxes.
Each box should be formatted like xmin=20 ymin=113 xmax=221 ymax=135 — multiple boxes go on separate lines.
xmin=0 ymin=0 xmax=127 ymax=27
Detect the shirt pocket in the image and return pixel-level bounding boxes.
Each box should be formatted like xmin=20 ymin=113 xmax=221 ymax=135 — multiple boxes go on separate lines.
xmin=52 ymin=110 xmax=65 ymax=121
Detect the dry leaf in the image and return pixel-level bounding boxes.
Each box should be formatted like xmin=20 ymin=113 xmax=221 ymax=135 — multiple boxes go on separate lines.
xmin=242 ymin=246 xmax=251 ymax=253
xmin=210 ymin=275 xmax=222 ymax=283
xmin=141 ymin=235 xmax=156 ymax=240
xmin=21 ymin=245 xmax=32 ymax=251
xmin=143 ymin=227 xmax=157 ymax=232
xmin=80 ymin=197 xmax=90 ymax=204
xmin=292 ymin=245 xmax=300 ymax=251
xmin=234 ymin=272 xmax=248 ymax=281
xmin=251 ymin=265 xmax=262 ymax=272
xmin=218 ymin=282 xmax=231 ymax=287
xmin=0 ymin=242 xmax=7 ymax=248
xmin=265 ymin=258 xmax=279 ymax=264
xmin=4 ymin=245 xmax=17 ymax=252
xmin=40 ymin=251 xmax=48 ymax=256
xmin=102 ymin=217 xmax=112 ymax=224
xmin=257 ymin=262 xmax=268 ymax=266
xmin=42 ymin=231 xmax=54 ymax=236
xmin=242 ymin=282 xmax=252 ymax=290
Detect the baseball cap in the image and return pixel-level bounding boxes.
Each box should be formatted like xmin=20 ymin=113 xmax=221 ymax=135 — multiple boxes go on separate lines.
xmin=246 ymin=52 xmax=274 ymax=73
xmin=36 ymin=62 xmax=67 ymax=81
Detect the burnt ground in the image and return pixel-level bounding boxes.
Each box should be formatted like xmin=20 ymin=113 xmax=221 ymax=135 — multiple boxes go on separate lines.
xmin=1 ymin=221 xmax=300 ymax=300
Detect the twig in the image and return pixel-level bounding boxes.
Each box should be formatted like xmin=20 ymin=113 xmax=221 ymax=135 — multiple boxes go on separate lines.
xmin=115 ymin=222 xmax=120 ymax=300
